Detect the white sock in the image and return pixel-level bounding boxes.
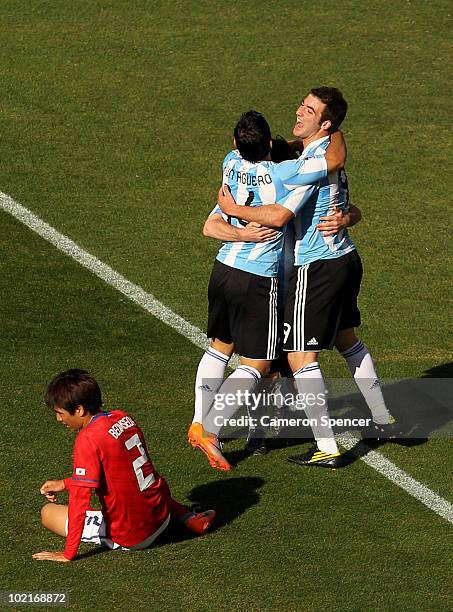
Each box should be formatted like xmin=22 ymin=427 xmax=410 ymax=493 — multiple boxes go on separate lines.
xmin=341 ymin=341 xmax=391 ymax=424
xmin=294 ymin=362 xmax=339 ymax=454
xmin=208 ymin=365 xmax=262 ymax=436
xmin=192 ymin=347 xmax=230 ymax=424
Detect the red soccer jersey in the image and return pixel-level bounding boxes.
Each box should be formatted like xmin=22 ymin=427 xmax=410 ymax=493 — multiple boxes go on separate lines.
xmin=64 ymin=410 xmax=171 ymax=559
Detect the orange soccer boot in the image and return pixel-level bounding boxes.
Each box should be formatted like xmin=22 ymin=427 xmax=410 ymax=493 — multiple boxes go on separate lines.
xmin=187 ymin=422 xmax=231 ymax=472
xmin=183 ymin=509 xmax=216 ymax=535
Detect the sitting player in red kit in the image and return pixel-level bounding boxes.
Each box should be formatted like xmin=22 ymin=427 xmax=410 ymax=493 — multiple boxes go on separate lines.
xmin=33 ymin=369 xmax=215 ymax=562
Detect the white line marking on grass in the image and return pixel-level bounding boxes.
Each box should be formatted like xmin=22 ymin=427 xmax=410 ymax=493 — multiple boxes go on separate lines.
xmin=0 ymin=191 xmax=207 ymax=350
xmin=0 ymin=191 xmax=451 ymax=523
xmin=338 ymin=434 xmax=453 ymax=524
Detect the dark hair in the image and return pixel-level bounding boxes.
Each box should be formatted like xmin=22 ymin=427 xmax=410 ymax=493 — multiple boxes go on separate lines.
xmin=270 ymin=136 xmax=297 ymax=162
xmin=45 ymin=369 xmax=102 ymax=415
xmin=310 ymin=87 xmax=348 ymax=132
xmin=233 ymin=110 xmax=271 ymax=162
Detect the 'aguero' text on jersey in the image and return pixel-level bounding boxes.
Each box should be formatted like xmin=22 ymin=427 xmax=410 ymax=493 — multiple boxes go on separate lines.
xmin=213 ymin=149 xmax=328 ymax=277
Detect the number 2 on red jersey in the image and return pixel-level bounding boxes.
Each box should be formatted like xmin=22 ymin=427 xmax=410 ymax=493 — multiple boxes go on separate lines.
xmin=125 ymin=433 xmax=156 ymax=491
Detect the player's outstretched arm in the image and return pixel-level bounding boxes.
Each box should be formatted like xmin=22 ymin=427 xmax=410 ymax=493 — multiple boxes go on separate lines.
xmin=324 ymin=131 xmax=347 ymax=172
xmin=217 ymin=187 xmax=293 ymax=229
xmin=317 ymin=204 xmax=362 ymax=237
xmin=203 ymin=213 xmax=279 ymax=242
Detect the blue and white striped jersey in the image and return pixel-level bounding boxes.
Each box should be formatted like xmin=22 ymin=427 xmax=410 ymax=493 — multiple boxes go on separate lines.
xmin=212 ymin=149 xmax=328 ymax=277
xmin=280 ymin=136 xmax=356 ymax=266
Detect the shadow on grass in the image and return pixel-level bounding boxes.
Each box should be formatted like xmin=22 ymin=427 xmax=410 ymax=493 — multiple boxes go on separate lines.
xmin=187 ymin=476 xmax=264 ymax=530
xmin=224 ymin=437 xmax=314 ymax=468
xmin=152 ymin=476 xmax=265 ymax=547
xmin=423 ymin=362 xmax=453 ymax=377
xmin=224 ymin=434 xmax=429 ymax=470
xmin=75 ymin=546 xmax=111 ymax=560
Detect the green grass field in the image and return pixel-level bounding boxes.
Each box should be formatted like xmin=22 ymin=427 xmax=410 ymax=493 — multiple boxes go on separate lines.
xmin=0 ymin=1 xmax=452 ymax=610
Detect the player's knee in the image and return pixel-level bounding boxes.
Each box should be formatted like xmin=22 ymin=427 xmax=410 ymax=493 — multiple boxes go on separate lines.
xmin=255 ymin=362 xmax=271 ymax=376
xmin=287 ymin=352 xmax=317 ymax=372
xmin=287 ymin=353 xmax=296 ymax=370
xmin=211 ymin=339 xmax=234 ymax=356
xmin=240 ymin=359 xmax=271 ymax=377
xmin=40 ymin=503 xmax=53 ymax=528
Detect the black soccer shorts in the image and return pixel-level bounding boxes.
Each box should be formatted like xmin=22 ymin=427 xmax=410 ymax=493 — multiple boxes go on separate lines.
xmin=207 ymin=260 xmax=279 ymax=360
xmin=283 ymin=250 xmax=363 ymax=352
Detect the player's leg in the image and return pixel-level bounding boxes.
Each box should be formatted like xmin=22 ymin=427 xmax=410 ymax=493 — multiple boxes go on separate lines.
xmin=259 ymin=355 xmax=296 ymax=441
xmin=334 ymin=251 xmax=396 ymax=435
xmin=196 ymin=360 xmax=266 ymax=471
xmin=284 ymin=261 xmax=346 ymax=467
xmin=39 ymin=504 xmax=133 ymax=552
xmin=155 ymin=479 xmax=215 ymax=536
xmin=189 ymin=338 xmax=234 ymax=450
xmin=242 ymin=361 xmax=276 ymax=455
xmin=334 ymin=327 xmax=359 ymax=353
xmin=167 ymin=497 xmax=216 ymax=536
xmin=206 ymin=272 xmax=278 ymax=450
xmin=192 ymin=338 xmax=234 ymax=426
xmin=189 ymin=262 xmax=234 ymax=448
xmin=241 ymin=280 xmax=283 ymax=455
xmin=41 ymin=504 xmax=109 ymax=545
xmin=213 ymin=356 xmax=272 ymax=456
xmin=287 ymin=349 xmax=341 ymax=461
xmin=336 ymin=329 xmax=395 ymax=431
xmin=239 ymin=357 xmax=271 ymax=377
xmin=212 ymin=338 xmax=235 ymax=354
xmin=40 ymin=503 xmax=68 ymax=537
xmin=191 ymin=270 xmax=278 ymax=470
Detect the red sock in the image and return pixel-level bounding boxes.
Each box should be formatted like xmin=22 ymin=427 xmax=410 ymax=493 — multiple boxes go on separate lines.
xmin=168 ymin=497 xmax=193 ymax=521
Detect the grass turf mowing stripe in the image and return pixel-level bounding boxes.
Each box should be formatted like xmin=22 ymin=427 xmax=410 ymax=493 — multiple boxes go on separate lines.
xmin=1 ymin=190 xmax=451 ymax=526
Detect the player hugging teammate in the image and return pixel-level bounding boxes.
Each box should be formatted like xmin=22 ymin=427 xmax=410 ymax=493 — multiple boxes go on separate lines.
xmin=190 ymin=87 xmax=397 ymax=470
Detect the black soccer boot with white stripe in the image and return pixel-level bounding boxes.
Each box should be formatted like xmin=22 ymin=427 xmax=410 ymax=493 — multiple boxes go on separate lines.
xmin=287 ymin=445 xmax=344 ymax=468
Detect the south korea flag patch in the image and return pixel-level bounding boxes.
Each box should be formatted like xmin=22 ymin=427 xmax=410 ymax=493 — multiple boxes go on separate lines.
xmin=75 ymin=467 xmax=86 ymax=476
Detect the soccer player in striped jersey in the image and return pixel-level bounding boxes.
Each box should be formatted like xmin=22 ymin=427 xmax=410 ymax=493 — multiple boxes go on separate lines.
xmin=33 ymin=370 xmax=215 ymax=562
xmin=188 ymin=111 xmax=347 ymax=471
xmin=218 ymin=88 xmax=396 ymax=468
